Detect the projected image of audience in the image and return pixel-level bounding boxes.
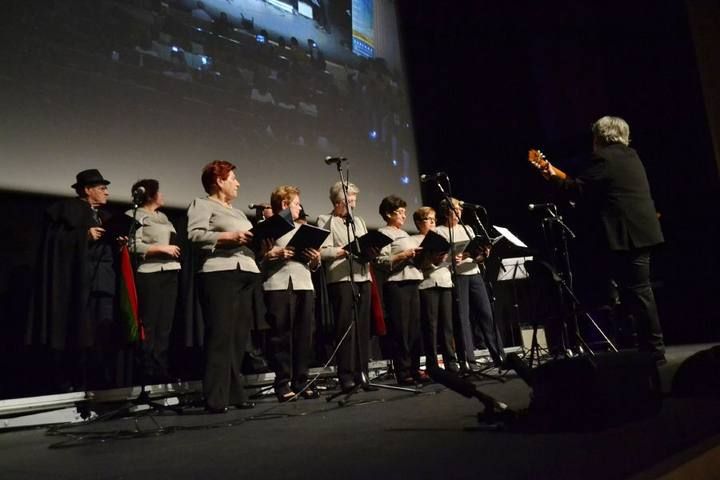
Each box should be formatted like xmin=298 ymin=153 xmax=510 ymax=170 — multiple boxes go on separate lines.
xmin=2 ymin=0 xmax=421 ymax=215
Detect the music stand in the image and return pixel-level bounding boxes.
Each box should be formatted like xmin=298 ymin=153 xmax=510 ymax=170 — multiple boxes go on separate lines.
xmin=532 ymin=206 xmax=618 ymax=357
xmin=497 ymin=256 xmax=546 ymax=367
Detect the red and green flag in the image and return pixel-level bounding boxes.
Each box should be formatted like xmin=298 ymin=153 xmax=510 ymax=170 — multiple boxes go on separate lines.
xmin=118 ymin=245 xmax=144 ymax=343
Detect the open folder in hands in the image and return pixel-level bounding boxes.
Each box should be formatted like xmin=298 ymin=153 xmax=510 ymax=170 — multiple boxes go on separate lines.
xmin=287 ymin=224 xmax=331 ymax=253
xmin=343 ymin=230 xmax=393 ymax=260
xmin=250 ymin=208 xmax=294 ymax=244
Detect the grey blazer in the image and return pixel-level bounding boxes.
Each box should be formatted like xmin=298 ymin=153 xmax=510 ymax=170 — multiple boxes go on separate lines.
xmin=375 ymin=226 xmax=423 ymax=282
xmin=318 ymin=213 xmax=371 ymax=284
xmin=187 ymin=197 xmax=260 ymax=274
xmin=435 ymin=225 xmax=480 ymax=276
xmin=125 ymin=208 xmax=181 ymax=273
xmin=415 ymin=233 xmax=452 ymax=289
xmin=262 ymin=223 xmax=314 ymax=291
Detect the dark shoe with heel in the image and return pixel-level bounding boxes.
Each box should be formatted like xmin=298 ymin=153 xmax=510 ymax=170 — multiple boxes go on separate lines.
xmin=276 ymin=385 xmax=297 ymax=403
xmin=300 ymin=388 xmax=321 ymax=399
xmin=340 ymin=379 xmax=356 ymax=393
xmin=413 ymin=370 xmax=432 ymax=384
xmin=445 ymin=362 xmax=461 ymax=374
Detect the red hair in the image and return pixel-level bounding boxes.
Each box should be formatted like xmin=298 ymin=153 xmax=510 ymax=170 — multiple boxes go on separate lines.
xmin=201 ymin=160 xmax=236 ymax=194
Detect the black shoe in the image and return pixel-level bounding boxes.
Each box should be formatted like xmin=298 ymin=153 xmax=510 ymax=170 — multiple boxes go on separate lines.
xmin=340 ymin=379 xmax=356 ymax=393
xmin=300 ymin=388 xmax=321 ymax=399
xmin=445 ymin=362 xmax=461 ymax=374
xmin=361 ymin=383 xmax=379 ymax=392
xmin=397 ymin=377 xmax=415 ymax=386
xmin=466 ymin=362 xmax=482 ymax=373
xmin=413 ymin=370 xmax=432 ymax=384
xmin=235 ymin=401 xmax=256 ymax=410
xmin=492 ymin=354 xmax=508 ymax=369
xmin=650 ymin=351 xmax=667 ymax=366
xmin=276 ymin=384 xmax=297 ymax=403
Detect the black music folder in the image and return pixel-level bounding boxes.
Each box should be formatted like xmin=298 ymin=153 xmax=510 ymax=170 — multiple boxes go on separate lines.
xmin=287 ymin=224 xmax=331 ymax=252
xmin=465 ymin=235 xmax=491 ymax=255
xmin=250 ymin=208 xmax=294 ymax=243
xmin=343 ymin=230 xmax=393 ymax=259
xmin=104 ymin=213 xmax=139 ymax=239
xmin=419 ymin=230 xmax=451 ymax=253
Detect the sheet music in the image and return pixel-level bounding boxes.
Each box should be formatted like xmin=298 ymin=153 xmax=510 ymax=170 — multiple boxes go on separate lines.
xmin=492 ymin=225 xmax=528 ymax=249
xmin=497 ymin=256 xmax=533 ymax=281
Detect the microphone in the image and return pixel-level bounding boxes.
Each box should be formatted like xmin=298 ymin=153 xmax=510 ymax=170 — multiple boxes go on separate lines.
xmin=419 ymin=172 xmax=447 ymax=183
xmin=528 ymin=203 xmax=556 ymax=211
xmin=132 ymin=186 xmax=145 ymax=200
xmin=458 ymin=200 xmax=484 ymax=210
xmin=324 ymin=156 xmax=347 ymax=165
xmin=248 ymin=203 xmax=271 ymax=210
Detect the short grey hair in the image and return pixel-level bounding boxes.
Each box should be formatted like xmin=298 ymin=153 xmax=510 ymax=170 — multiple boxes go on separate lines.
xmin=592 ymin=116 xmax=631 ymax=147
xmin=329 ymin=181 xmax=359 ymax=204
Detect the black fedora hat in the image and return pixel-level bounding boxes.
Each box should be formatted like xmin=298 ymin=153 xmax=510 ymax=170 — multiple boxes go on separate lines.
xmin=71 ymin=169 xmax=111 ymax=189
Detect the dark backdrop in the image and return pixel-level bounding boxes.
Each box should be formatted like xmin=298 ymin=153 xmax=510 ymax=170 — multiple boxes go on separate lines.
xmin=396 ymin=0 xmax=720 ymax=344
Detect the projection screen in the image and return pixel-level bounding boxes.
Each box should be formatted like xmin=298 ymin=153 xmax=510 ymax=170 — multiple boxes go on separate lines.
xmin=1 ymin=0 xmax=421 ymax=227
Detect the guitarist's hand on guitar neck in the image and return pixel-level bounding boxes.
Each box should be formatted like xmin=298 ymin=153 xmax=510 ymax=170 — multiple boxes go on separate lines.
xmin=528 ymin=149 xmax=568 ymax=181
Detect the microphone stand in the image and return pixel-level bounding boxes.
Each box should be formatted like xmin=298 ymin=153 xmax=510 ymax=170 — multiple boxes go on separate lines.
xmin=326 ymin=161 xmax=419 ymax=405
xmin=539 ymin=206 xmax=617 ymax=357
xmin=462 ymin=206 xmax=506 ymax=381
xmin=429 ymin=178 xmax=502 ymax=383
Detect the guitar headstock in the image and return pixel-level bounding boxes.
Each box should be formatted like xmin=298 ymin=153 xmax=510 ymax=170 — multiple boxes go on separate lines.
xmin=528 ymin=148 xmax=548 ymax=170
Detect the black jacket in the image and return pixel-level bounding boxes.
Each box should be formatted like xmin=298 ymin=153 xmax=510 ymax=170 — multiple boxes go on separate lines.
xmin=560 ymin=144 xmax=664 ymax=251
xmin=27 ymin=198 xmax=115 ymax=349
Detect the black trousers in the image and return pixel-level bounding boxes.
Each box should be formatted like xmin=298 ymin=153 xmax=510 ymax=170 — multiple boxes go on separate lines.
xmin=384 ymin=281 xmax=421 ymax=380
xmin=419 ymin=287 xmax=456 ymax=367
xmin=264 ymin=287 xmax=315 ymax=391
xmin=135 ymin=270 xmax=178 ymax=380
xmin=455 ymin=274 xmax=504 ymax=364
xmin=610 ymin=248 xmax=664 ymax=353
xmin=198 ymin=269 xmax=257 ymax=409
xmin=328 ymin=281 xmax=371 ymax=384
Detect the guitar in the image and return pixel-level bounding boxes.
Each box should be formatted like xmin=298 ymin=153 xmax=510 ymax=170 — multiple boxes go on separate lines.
xmin=528 ymin=148 xmax=567 ymax=180
xmin=528 ymin=148 xmax=549 ymax=170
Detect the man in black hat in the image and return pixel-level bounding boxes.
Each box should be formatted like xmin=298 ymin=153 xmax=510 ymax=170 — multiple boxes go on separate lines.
xmin=28 ymin=169 xmax=121 ymax=390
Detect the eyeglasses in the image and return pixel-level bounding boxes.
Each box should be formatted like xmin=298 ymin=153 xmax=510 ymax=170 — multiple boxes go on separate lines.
xmin=391 ymin=209 xmax=406 ymax=216
xmin=421 ymin=217 xmax=436 ymax=222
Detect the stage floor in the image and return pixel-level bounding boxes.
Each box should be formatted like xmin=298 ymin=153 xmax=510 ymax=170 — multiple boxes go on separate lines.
xmin=2 ymin=344 xmax=720 ymax=480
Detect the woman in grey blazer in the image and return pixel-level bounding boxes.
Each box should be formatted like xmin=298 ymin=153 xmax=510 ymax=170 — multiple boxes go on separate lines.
xmin=375 ymin=195 xmax=429 ymax=385
xmin=126 ymin=179 xmax=181 ymax=383
xmin=187 ymin=160 xmax=258 ymax=413
xmin=318 ymin=182 xmax=376 ymax=392
xmin=412 ymin=206 xmax=459 ymax=373
xmin=262 ymin=185 xmax=322 ymax=401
